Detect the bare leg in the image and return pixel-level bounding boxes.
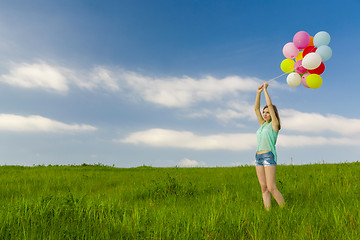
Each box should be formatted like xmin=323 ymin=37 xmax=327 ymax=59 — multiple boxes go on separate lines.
xmin=265 ymin=166 xmax=285 ymax=208
xmin=256 ymin=166 xmax=271 ymax=210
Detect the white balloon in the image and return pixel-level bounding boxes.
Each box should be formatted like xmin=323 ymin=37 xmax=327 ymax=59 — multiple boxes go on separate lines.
xmin=302 ymin=52 xmax=322 ymax=70
xmin=287 ymin=72 xmax=301 ymax=87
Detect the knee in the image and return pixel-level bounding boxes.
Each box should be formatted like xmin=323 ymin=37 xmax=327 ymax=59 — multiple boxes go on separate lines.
xmin=267 ymin=185 xmax=277 ymax=194
xmin=260 ymin=184 xmax=268 ymax=193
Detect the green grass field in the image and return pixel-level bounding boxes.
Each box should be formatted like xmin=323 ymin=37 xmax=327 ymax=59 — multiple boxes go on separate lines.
xmin=0 ymin=162 xmax=359 ymax=239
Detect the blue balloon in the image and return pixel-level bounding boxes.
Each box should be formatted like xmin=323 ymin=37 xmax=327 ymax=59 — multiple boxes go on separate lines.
xmin=316 ymin=45 xmax=332 ymax=62
xmin=313 ymin=31 xmax=331 ymax=47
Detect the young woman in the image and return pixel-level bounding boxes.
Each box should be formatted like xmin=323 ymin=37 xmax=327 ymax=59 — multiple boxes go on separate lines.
xmin=254 ymin=81 xmax=285 ymax=210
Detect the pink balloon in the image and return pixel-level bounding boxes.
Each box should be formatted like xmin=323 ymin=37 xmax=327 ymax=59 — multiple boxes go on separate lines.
xmin=294 ymin=60 xmax=307 ymax=74
xmin=283 ymin=42 xmax=299 ymax=59
xmin=293 ymin=31 xmax=310 ymax=49
xmin=301 ymin=73 xmax=310 ymax=88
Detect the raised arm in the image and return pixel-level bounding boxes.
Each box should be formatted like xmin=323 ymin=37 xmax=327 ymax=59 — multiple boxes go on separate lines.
xmin=263 ymin=82 xmax=279 ymax=132
xmin=254 ymin=84 xmax=265 ymax=126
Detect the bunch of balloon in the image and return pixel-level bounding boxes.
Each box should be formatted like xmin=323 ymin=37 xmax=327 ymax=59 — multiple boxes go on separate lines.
xmin=280 ymin=31 xmax=332 ymax=89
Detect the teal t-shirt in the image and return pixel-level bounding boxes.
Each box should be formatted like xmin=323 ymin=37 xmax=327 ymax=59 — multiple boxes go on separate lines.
xmin=256 ymin=122 xmax=278 ymax=163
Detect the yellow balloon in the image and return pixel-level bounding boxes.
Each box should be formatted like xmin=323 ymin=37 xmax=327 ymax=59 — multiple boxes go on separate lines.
xmin=295 ymin=51 xmax=303 ymax=61
xmin=306 ymin=74 xmax=323 ymax=89
xmin=280 ymin=59 xmax=295 ymax=73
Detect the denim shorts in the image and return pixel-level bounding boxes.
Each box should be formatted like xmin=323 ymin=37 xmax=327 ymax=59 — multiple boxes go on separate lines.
xmin=255 ymin=152 xmax=276 ymax=167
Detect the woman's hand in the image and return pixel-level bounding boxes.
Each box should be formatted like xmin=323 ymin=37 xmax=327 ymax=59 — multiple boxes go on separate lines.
xmin=263 ymin=81 xmax=269 ymax=89
xmin=257 ymin=84 xmax=264 ymax=93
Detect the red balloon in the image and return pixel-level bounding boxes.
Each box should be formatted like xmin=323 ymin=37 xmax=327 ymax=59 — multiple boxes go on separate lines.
xmin=303 ymin=46 xmax=317 ymax=57
xmin=308 ymin=62 xmax=325 ymax=75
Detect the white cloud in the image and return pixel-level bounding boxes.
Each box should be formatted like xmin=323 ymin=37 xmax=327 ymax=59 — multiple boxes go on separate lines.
xmin=0 ymin=61 xmax=265 ymax=108
xmin=119 ymin=128 xmax=360 ymax=150
xmin=118 ymin=128 xmax=257 ymax=150
xmin=186 ymin=107 xmax=253 ymax=126
xmin=91 ymin=67 xmax=120 ymax=91
xmin=215 ymin=109 xmax=246 ymax=122
xmin=0 ymin=114 xmax=97 ymax=133
xmin=280 ymin=109 xmax=360 ymax=136
xmin=184 ymin=101 xmax=256 ymax=127
xmin=186 ymin=106 xmax=360 ymax=137
xmin=0 ymin=61 xmax=292 ymax=110
xmin=278 ymin=134 xmax=360 ymax=147
xmin=1 ymin=62 xmax=70 ymax=93
xmin=211 ymin=101 xmax=256 ymax=122
xmin=74 ymin=66 xmax=121 ymax=92
xmin=120 ymin=71 xmax=262 ymax=107
xmin=0 ymin=61 xmax=264 ymax=107
xmin=227 ymin=101 xmax=257 ymax=120
xmin=0 ymin=61 xmax=122 ymax=94
xmin=178 ymin=158 xmax=205 ymax=167
xmin=186 ymin=108 xmax=246 ymax=122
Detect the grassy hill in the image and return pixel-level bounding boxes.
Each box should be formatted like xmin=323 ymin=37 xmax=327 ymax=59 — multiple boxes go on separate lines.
xmin=0 ymin=162 xmax=359 ymax=239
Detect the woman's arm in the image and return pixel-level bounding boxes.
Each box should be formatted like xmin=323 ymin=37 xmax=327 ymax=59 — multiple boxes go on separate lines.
xmin=254 ymin=84 xmax=265 ymax=125
xmin=263 ymin=82 xmax=279 ymax=132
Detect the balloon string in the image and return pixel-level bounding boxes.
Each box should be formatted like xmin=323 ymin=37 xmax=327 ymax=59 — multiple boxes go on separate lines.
xmin=267 ymin=72 xmax=288 ymax=82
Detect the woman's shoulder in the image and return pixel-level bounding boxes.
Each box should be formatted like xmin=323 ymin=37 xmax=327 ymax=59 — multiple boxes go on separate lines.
xmin=269 ymin=121 xmax=279 ymax=134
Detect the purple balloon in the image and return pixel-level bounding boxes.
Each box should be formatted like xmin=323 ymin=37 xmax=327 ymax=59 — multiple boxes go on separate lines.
xmin=283 ymin=42 xmax=299 ymax=59
xmin=293 ymin=31 xmax=310 ymax=50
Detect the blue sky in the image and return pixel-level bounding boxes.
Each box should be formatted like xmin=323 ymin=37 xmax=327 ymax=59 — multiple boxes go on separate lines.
xmin=0 ymin=0 xmax=359 ymax=167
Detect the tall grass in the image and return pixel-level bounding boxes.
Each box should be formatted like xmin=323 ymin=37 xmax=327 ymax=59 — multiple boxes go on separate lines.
xmin=0 ymin=162 xmax=359 ymax=239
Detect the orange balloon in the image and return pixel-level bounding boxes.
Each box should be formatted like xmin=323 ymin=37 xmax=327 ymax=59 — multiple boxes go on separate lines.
xmin=308 ymin=36 xmax=314 ymax=47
